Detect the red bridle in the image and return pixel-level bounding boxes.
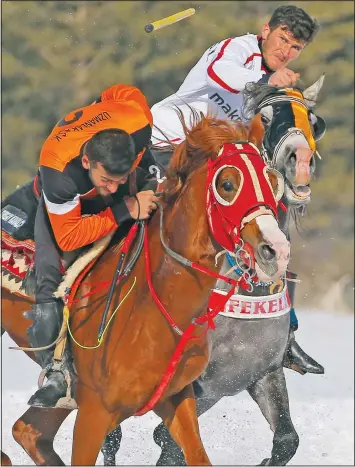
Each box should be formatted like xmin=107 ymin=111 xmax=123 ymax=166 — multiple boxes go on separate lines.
xmin=206 ymin=142 xmax=282 ymax=254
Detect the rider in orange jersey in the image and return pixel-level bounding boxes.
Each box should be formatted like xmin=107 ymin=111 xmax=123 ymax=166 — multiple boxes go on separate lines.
xmin=24 ymin=83 xmax=159 ymax=408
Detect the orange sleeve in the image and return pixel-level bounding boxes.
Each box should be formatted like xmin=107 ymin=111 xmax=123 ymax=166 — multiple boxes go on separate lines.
xmin=45 ymin=202 xmax=118 ymax=252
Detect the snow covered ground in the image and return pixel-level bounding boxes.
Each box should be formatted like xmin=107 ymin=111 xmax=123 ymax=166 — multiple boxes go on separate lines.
xmin=1 ymin=309 xmax=354 ymax=465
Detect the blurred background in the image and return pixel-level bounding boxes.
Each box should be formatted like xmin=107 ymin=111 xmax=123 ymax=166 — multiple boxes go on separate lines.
xmin=2 ymin=0 xmax=354 ymax=312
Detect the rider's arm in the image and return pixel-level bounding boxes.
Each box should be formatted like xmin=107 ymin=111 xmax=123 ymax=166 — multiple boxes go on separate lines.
xmin=39 ymin=166 xmax=132 ymax=252
xmin=206 ymin=36 xmax=269 ymax=93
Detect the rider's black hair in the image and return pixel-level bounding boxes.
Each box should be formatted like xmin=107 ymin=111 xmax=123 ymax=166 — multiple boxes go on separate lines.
xmin=268 ymin=5 xmax=319 ymax=43
xmin=85 ymin=129 xmax=136 ymax=175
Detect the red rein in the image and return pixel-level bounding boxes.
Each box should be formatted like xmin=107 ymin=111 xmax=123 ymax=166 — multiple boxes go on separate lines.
xmin=66 ymin=221 xmax=240 ymax=416
xmin=136 ymin=221 xmax=238 ymax=416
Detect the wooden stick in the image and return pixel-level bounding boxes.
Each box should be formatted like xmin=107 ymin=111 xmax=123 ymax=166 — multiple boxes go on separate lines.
xmin=144 ymin=8 xmax=196 ymax=33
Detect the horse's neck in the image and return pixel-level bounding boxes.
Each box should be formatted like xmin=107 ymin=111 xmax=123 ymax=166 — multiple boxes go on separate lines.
xmin=166 ymin=175 xmax=219 ymax=266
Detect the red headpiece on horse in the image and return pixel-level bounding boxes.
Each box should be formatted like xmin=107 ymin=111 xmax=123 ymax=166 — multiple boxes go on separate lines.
xmin=206 ymin=142 xmax=284 ymax=252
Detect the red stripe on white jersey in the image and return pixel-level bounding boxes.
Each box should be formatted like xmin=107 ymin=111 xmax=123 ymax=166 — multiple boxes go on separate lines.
xmin=244 ymin=53 xmax=262 ymax=65
xmin=255 ymin=36 xmax=270 ymax=74
xmin=207 ymin=38 xmax=240 ymax=94
xmin=154 ymin=137 xmax=182 ymax=146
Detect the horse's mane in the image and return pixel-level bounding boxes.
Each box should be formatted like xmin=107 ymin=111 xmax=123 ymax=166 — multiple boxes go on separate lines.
xmin=241 ymin=81 xmax=308 ymax=121
xmin=162 ymin=108 xmax=248 ymax=203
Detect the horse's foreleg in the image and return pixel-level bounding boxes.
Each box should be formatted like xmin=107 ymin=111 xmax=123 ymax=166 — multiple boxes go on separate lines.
xmin=12 ymin=406 xmax=71 ymax=466
xmin=154 ymin=384 xmax=211 ymax=466
xmin=247 ymin=367 xmax=299 ymax=466
xmin=101 ymin=425 xmax=122 ymax=466
xmin=71 ymin=387 xmax=122 ymax=466
xmin=153 ymin=392 xmax=220 ymax=466
xmin=152 ymin=422 xmax=186 ymax=467
xmin=99 ymin=391 xmax=216 ymax=467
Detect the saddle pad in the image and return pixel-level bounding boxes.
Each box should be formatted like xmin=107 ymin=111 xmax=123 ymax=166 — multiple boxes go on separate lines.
xmin=1 ymin=231 xmax=35 ymax=298
xmin=1 ymin=230 xmax=115 ymax=302
xmin=54 ymin=231 xmax=115 ymax=300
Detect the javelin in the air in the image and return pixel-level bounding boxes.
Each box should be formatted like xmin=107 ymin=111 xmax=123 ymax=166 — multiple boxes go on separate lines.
xmin=144 ymin=8 xmax=196 ymax=33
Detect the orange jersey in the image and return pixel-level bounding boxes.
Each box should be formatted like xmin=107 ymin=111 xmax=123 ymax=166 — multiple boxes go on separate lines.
xmin=38 ymin=84 xmax=152 ymax=252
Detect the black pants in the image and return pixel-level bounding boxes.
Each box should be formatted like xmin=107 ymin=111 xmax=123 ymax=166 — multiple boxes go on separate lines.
xmin=34 ymin=197 xmax=82 ymax=303
xmin=2 ymin=179 xmax=39 ymax=240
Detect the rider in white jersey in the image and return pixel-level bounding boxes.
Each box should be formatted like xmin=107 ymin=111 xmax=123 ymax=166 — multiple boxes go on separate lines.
xmin=152 ymin=33 xmax=270 ymax=146
xmin=151 ymin=4 xmax=314 ymax=147
xmin=150 ymin=5 xmax=325 ymax=376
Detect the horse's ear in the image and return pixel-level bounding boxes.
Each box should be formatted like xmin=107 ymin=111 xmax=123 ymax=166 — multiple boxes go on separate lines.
xmin=303 ymin=73 xmax=325 ymax=108
xmin=248 ymin=114 xmax=265 ymax=150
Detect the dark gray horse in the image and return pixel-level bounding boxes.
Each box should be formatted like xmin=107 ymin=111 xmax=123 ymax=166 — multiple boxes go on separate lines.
xmin=101 ymin=76 xmax=327 ymax=466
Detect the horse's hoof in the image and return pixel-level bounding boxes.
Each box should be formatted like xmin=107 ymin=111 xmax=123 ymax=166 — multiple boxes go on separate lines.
xmin=156 ymin=450 xmax=186 ymax=466
xmin=103 ymin=455 xmax=116 ymax=466
xmin=258 ymin=459 xmax=270 ymax=466
xmin=156 ymin=456 xmax=186 ymax=467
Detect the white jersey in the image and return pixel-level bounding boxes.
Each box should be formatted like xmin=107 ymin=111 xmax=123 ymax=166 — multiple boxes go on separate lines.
xmin=151 ymin=34 xmax=270 ymax=147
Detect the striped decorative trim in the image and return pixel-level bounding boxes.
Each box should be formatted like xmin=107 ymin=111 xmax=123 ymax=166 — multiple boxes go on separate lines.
xmin=258 ymin=95 xmax=308 ymax=111
xmin=240 ymin=153 xmax=264 ymax=202
xmin=43 ymin=192 xmax=80 ymax=215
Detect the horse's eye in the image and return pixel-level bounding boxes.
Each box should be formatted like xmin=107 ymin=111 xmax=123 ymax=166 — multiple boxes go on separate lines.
xmin=261 ymin=114 xmax=270 ymax=125
xmin=222 ymin=181 xmax=234 ymax=192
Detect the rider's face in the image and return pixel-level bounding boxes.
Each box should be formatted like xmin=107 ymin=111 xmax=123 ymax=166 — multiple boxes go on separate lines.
xmin=82 ymin=155 xmax=128 ymax=197
xmin=261 ymin=24 xmax=306 ymax=71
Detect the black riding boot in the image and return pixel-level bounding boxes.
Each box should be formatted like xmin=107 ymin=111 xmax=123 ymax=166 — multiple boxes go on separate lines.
xmin=25 ymin=301 xmax=75 ymax=408
xmin=283 ymin=272 xmax=324 ymax=375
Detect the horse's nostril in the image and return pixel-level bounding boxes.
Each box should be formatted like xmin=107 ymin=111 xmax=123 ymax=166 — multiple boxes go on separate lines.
xmin=259 ymin=244 xmax=276 ymax=261
xmin=288 ymin=153 xmax=296 ymax=165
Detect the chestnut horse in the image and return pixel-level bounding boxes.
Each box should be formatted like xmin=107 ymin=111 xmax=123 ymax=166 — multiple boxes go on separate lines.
xmin=2 ymin=114 xmax=290 ymax=465
xmin=107 ymin=77 xmax=327 ymax=466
